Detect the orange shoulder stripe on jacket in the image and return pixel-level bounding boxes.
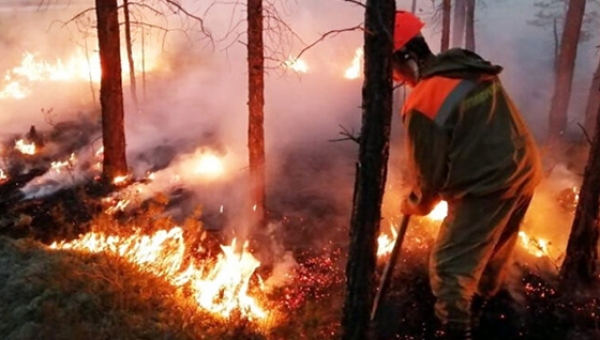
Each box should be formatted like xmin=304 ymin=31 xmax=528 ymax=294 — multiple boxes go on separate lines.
xmin=402 ymin=76 xmax=462 ymax=120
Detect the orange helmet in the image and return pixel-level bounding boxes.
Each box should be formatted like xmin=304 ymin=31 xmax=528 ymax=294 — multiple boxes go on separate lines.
xmin=394 ymin=11 xmax=425 ymax=52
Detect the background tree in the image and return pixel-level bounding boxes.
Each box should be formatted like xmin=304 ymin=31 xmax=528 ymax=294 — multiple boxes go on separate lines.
xmin=548 ymin=0 xmax=586 ymax=143
xmin=341 ymin=0 xmax=395 ymax=339
xmin=584 ymin=54 xmax=600 ymax=136
xmin=465 ymin=0 xmax=475 ymax=51
xmin=452 ymin=0 xmax=466 ymax=48
xmin=95 ymin=0 xmax=128 ymax=183
xmin=441 ymin=0 xmax=451 ymax=52
xmin=123 ymin=0 xmax=139 ymax=112
xmin=247 ymin=0 xmax=267 ymax=229
xmin=560 ymin=86 xmax=600 ymax=290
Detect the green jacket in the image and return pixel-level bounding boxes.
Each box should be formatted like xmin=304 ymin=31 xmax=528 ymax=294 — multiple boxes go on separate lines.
xmin=401 ymin=49 xmax=542 ymax=214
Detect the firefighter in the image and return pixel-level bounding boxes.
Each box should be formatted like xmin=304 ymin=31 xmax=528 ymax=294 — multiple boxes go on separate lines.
xmin=393 ymin=10 xmax=543 ymax=340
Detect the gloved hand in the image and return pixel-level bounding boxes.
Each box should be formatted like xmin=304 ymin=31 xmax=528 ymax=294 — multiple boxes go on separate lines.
xmin=400 ymin=191 xmax=439 ymax=216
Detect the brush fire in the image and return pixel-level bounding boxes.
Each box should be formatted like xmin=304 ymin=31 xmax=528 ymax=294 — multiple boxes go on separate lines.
xmin=0 ymin=2 xmax=599 ymax=340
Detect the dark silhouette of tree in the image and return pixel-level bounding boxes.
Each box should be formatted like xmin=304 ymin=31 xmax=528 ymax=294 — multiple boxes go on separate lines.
xmin=548 ymin=0 xmax=586 ymax=143
xmin=584 ymin=54 xmax=600 ymax=136
xmin=441 ymin=0 xmax=451 ymax=52
xmin=560 ymin=84 xmax=600 ymax=290
xmin=341 ymin=0 xmax=395 ymax=339
xmin=452 ymin=0 xmax=466 ymax=47
xmin=95 ymin=0 xmax=128 ymax=183
xmin=465 ymin=0 xmax=475 ymax=51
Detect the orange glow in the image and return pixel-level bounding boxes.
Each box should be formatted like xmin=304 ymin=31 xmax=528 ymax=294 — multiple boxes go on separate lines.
xmin=49 ymin=227 xmax=270 ymax=322
xmin=344 ymin=48 xmax=363 ymax=79
xmin=426 ymin=201 xmax=448 ymax=221
xmin=14 ymin=139 xmax=36 ymax=155
xmin=113 ymin=175 xmax=131 ymax=186
xmin=194 ymin=153 xmax=224 ymax=178
xmin=377 ymin=224 xmax=398 ymax=257
xmin=0 ymin=169 xmax=7 ymax=183
xmin=51 ymin=153 xmax=76 ymax=173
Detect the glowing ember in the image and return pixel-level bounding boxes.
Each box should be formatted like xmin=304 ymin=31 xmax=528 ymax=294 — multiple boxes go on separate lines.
xmin=518 ymin=231 xmax=550 ymax=258
xmin=344 ymin=48 xmax=363 ymax=79
xmin=194 ymin=154 xmax=224 ymax=177
xmin=427 ymin=201 xmax=448 ymax=221
xmin=49 ymin=228 xmax=269 ymax=322
xmin=0 ymin=169 xmax=7 ymax=183
xmin=104 ymin=199 xmax=131 ymax=215
xmin=14 ymin=139 xmax=36 ymax=155
xmin=284 ymin=56 xmax=309 ymax=73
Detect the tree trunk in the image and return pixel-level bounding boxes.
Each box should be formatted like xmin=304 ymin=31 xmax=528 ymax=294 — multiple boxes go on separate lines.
xmin=465 ymin=0 xmax=475 ymax=51
xmin=123 ymin=0 xmax=139 ymax=111
xmin=452 ymin=0 xmax=466 ymax=48
xmin=247 ymin=0 xmax=267 ymax=229
xmin=441 ymin=0 xmax=451 ymax=52
xmin=560 ymin=89 xmax=600 ymax=290
xmin=95 ymin=0 xmax=128 ymax=183
xmin=341 ymin=0 xmax=395 ymax=339
xmin=584 ymin=56 xmax=600 ymax=137
xmin=411 ymin=0 xmax=417 ymax=13
xmin=548 ymin=0 xmax=586 ymax=143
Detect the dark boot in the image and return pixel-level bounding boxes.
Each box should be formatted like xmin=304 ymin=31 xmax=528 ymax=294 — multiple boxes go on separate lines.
xmin=471 ymin=294 xmax=489 ymax=331
xmin=438 ymin=322 xmax=472 ymax=340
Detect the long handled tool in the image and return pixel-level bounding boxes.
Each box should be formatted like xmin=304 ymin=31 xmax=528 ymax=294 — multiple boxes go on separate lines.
xmin=370 ymin=214 xmax=411 ymax=322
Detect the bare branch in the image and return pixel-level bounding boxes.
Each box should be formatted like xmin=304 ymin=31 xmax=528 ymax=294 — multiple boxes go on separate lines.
xmin=577 ymin=123 xmax=594 ymax=146
xmin=344 ymin=0 xmax=366 ymax=8
xmin=329 ymin=125 xmax=360 ymax=144
xmin=295 ymin=24 xmax=363 ymax=60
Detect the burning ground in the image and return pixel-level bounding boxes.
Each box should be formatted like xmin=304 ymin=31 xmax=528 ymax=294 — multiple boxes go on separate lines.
xmin=0 ymin=114 xmax=599 ymax=340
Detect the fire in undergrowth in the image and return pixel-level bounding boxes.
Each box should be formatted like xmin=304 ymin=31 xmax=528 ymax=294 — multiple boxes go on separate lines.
xmin=376 ymin=200 xmax=557 ymax=260
xmin=49 ymin=227 xmax=272 ymax=323
xmin=344 ymin=47 xmax=363 ymax=79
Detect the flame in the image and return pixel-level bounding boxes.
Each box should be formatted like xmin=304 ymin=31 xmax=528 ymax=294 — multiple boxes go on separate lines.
xmin=0 ymin=169 xmax=7 ymax=183
xmin=104 ymin=198 xmax=131 ymax=215
xmin=377 ymin=224 xmax=398 ymax=257
xmin=518 ymin=231 xmax=550 ymax=258
xmin=194 ymin=153 xmax=224 ymax=178
xmin=51 ymin=153 xmax=76 ymax=173
xmin=14 ymin=139 xmax=36 ymax=155
xmin=426 ymin=201 xmax=448 ymax=221
xmin=344 ymin=48 xmax=363 ymax=79
xmin=1 ymin=49 xmax=159 ymax=100
xmin=49 ymin=227 xmax=269 ymax=321
xmin=113 ymin=175 xmax=131 ymax=186
xmin=284 ymin=56 xmax=309 ymax=73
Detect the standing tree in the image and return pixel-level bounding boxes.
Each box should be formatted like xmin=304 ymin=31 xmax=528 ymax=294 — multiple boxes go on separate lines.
xmin=411 ymin=0 xmax=418 ymax=13
xmin=465 ymin=0 xmax=475 ymax=51
xmin=95 ymin=0 xmax=128 ymax=183
xmin=560 ymin=88 xmax=600 ymax=289
xmin=452 ymin=0 xmax=466 ymax=48
xmin=341 ymin=0 xmax=395 ymax=339
xmin=548 ymin=0 xmax=587 ymax=143
xmin=441 ymin=0 xmax=451 ymax=52
xmin=584 ymin=55 xmax=600 ymax=136
xmin=123 ymin=0 xmax=139 ymax=111
xmin=247 ymin=0 xmax=267 ymax=229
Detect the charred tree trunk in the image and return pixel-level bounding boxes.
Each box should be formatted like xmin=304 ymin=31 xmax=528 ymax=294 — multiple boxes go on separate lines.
xmin=465 ymin=0 xmax=475 ymax=51
xmin=341 ymin=0 xmax=395 ymax=339
xmin=441 ymin=0 xmax=451 ymax=52
xmin=123 ymin=0 xmax=139 ymax=111
xmin=452 ymin=0 xmax=466 ymax=48
xmin=548 ymin=0 xmax=586 ymax=143
xmin=560 ymin=91 xmax=600 ymax=290
xmin=411 ymin=0 xmax=417 ymax=13
xmin=584 ymin=56 xmax=600 ymax=137
xmin=247 ymin=0 xmax=267 ymax=229
xmin=95 ymin=0 xmax=128 ymax=183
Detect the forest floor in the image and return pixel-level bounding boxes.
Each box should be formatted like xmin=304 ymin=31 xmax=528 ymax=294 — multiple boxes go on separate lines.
xmin=0 ymin=117 xmax=599 ymax=340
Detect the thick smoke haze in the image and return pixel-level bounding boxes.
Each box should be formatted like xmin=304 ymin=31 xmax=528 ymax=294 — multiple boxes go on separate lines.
xmin=0 ymin=0 xmax=596 ymax=264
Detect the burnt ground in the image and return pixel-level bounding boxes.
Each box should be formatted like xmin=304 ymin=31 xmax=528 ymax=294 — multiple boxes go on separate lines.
xmin=0 ymin=119 xmax=599 ymax=340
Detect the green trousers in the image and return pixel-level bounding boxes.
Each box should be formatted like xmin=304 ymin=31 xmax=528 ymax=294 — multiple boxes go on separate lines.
xmin=429 ymin=193 xmax=532 ymax=326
